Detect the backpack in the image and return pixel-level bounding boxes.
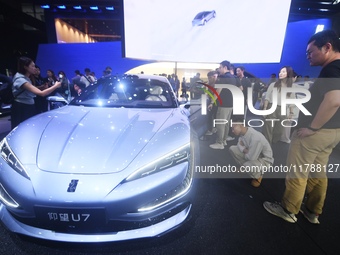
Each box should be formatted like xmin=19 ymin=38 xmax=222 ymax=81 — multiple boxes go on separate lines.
xmin=0 ymin=74 xmax=23 ymax=104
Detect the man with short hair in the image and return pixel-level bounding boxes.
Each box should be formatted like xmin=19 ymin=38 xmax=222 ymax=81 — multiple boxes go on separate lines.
xmin=209 ymin=60 xmax=238 ymax=149
xmin=80 ymin=68 xmax=96 ymax=87
xmin=264 ymin=29 xmax=340 ymax=224
xmin=102 ymin=66 xmax=113 ymax=78
xmin=229 ymin=117 xmax=273 ymax=187
xmin=189 ymin=72 xmax=202 ymax=99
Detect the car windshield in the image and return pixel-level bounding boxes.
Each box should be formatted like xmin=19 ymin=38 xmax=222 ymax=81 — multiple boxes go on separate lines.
xmin=194 ymin=13 xmax=205 ymax=19
xmin=69 ymin=75 xmax=177 ymax=109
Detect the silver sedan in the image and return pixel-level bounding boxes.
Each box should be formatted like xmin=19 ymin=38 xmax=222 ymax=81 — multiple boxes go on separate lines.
xmin=0 ymin=74 xmax=202 ymax=242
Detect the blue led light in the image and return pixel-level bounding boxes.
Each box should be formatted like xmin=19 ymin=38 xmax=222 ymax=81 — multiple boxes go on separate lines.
xmin=90 ymin=6 xmax=99 ymax=10
xmin=73 ymin=6 xmax=82 ymax=10
xmin=106 ymin=6 xmax=114 ymax=11
xmin=57 ymin=5 xmax=66 ymax=9
xmin=40 ymin=5 xmax=50 ymax=9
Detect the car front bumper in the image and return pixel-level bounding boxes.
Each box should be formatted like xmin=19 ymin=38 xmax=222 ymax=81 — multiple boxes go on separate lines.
xmin=0 ymin=202 xmax=191 ymax=242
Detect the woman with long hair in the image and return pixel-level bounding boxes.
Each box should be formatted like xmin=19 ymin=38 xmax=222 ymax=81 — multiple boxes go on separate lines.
xmin=11 ymin=56 xmax=61 ymax=128
xmin=262 ymin=66 xmax=295 ymax=144
xmin=46 ymin=69 xmax=58 ymax=87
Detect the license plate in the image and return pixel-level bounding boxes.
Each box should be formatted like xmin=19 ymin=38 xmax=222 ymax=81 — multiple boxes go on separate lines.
xmin=34 ymin=206 xmax=106 ymax=231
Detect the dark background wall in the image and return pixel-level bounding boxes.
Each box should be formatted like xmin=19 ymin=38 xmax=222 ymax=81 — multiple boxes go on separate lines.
xmin=36 ymin=42 xmax=153 ymax=79
xmin=240 ymin=18 xmax=332 ymax=79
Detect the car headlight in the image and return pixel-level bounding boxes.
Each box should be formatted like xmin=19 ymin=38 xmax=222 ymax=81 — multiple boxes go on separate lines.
xmin=0 ymin=138 xmax=30 ymax=180
xmin=0 ymin=183 xmax=19 ymax=208
xmin=125 ymin=143 xmax=190 ymax=182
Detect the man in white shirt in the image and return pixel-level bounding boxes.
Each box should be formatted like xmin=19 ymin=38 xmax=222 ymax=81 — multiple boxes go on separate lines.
xmin=229 ymin=117 xmax=274 ymax=187
xmin=80 ymin=68 xmax=96 ymax=87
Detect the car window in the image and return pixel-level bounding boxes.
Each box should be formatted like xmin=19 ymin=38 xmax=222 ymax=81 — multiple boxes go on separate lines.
xmin=70 ymin=75 xmax=177 ymax=109
xmin=194 ymin=13 xmax=204 ymax=19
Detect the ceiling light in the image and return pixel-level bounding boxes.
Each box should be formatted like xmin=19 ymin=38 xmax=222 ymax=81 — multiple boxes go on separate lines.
xmin=106 ymin=6 xmax=115 ymax=11
xmin=315 ymin=25 xmax=325 ymax=33
xmin=73 ymin=6 xmax=82 ymax=10
xmin=41 ymin=5 xmax=50 ymax=9
xmin=57 ymin=5 xmax=66 ymax=9
xmin=90 ymin=6 xmax=99 ymax=10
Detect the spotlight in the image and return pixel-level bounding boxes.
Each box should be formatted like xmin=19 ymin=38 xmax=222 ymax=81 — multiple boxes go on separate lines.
xmin=315 ymin=25 xmax=325 ymax=33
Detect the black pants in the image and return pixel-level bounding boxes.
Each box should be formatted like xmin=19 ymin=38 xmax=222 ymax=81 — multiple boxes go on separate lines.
xmin=11 ymin=100 xmax=37 ymax=129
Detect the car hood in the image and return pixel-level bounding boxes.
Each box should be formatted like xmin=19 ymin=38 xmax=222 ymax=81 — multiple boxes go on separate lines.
xmin=9 ymin=106 xmax=184 ymax=174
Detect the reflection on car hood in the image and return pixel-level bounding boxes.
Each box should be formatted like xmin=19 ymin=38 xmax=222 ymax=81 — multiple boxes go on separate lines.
xmin=12 ymin=106 xmax=178 ymax=174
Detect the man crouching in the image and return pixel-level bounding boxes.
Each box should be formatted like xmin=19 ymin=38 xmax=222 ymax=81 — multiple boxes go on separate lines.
xmin=229 ymin=117 xmax=274 ymax=187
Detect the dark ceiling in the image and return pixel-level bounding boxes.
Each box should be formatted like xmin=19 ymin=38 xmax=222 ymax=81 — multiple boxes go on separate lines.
xmin=41 ymin=0 xmax=122 ymax=42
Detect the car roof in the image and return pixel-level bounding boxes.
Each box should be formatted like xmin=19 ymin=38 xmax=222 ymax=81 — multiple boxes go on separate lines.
xmin=124 ymin=74 xmax=169 ymax=83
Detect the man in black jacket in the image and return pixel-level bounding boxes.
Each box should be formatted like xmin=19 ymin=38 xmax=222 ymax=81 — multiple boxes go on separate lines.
xmin=209 ymin=60 xmax=238 ymax=149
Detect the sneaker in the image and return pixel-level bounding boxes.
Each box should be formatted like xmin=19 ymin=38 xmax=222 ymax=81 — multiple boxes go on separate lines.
xmin=300 ymin=204 xmax=320 ymax=224
xmin=209 ymin=143 xmax=224 ymax=149
xmin=226 ymin=136 xmax=235 ymax=141
xmin=205 ymin=130 xmax=213 ymax=136
xmin=263 ymin=202 xmax=297 ymax=223
xmin=251 ymin=176 xmax=263 ymax=187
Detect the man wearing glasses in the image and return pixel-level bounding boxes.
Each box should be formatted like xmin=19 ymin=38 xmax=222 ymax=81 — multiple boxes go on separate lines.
xmin=264 ymin=30 xmax=340 ymax=224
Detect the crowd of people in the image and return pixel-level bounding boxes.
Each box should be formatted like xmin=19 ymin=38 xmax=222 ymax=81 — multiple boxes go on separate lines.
xmin=1 ymin=29 xmax=340 ymax=227
xmin=199 ymin=29 xmax=340 ymax=226
xmin=3 ymin=60 xmax=114 ymax=128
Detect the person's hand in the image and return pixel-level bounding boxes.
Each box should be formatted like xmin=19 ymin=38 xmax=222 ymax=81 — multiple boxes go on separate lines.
xmin=297 ymin=127 xmax=315 ymax=138
xmin=39 ymin=83 xmax=48 ymax=90
xmin=55 ymin=81 xmax=62 ymax=88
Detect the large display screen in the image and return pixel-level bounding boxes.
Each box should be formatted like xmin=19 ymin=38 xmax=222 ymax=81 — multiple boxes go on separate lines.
xmin=122 ymin=0 xmax=291 ymax=63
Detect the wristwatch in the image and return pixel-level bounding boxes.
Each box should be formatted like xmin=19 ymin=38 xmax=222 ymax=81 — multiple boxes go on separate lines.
xmin=307 ymin=125 xmax=320 ymax=132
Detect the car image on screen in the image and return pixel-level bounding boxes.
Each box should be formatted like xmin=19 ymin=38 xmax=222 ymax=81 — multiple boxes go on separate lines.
xmin=0 ymin=74 xmax=203 ymax=242
xmin=192 ymin=10 xmax=216 ymax=26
